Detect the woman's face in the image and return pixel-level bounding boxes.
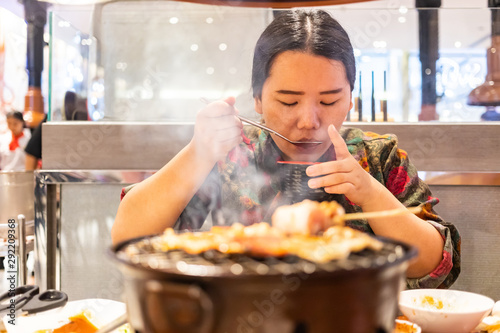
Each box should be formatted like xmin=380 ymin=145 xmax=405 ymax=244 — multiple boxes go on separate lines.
xmin=7 ymin=117 xmax=24 ymax=136
xmin=254 ymin=51 xmax=352 ymax=162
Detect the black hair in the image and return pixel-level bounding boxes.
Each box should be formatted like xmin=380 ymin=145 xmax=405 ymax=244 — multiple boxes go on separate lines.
xmin=64 ymin=91 xmax=88 ymax=121
xmin=252 ymin=9 xmax=356 ymax=98
xmin=6 ymin=111 xmax=25 ymax=124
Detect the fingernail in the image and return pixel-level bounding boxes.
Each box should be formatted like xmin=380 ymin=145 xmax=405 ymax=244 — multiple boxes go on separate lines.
xmin=308 ymin=179 xmax=318 ymax=188
xmin=306 ymin=166 xmax=315 ymax=177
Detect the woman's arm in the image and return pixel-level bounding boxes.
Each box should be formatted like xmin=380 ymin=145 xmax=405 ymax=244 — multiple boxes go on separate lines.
xmin=353 ymin=178 xmax=444 ymax=278
xmin=306 ymin=125 xmax=444 ymax=278
xmin=111 ymin=97 xmax=243 ymax=245
xmin=25 ymin=154 xmax=39 ymax=170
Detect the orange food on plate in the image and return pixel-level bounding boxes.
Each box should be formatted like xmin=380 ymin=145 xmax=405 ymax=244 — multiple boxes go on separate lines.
xmin=393 ymin=319 xmax=421 ymax=333
xmin=35 ymin=312 xmax=98 ymax=333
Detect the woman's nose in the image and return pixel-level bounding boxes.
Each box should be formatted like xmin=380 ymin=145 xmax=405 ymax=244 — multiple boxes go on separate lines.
xmin=297 ymin=104 xmax=321 ymax=130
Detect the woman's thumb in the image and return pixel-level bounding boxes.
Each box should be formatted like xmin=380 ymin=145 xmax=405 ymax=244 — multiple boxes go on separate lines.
xmin=224 ymin=96 xmax=236 ymax=106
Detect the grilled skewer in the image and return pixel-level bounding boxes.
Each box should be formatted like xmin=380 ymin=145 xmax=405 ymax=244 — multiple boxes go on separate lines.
xmin=132 ymin=200 xmax=424 ymax=264
xmin=272 ymin=200 xmax=424 ymax=236
xmin=342 ymin=206 xmax=423 ymax=221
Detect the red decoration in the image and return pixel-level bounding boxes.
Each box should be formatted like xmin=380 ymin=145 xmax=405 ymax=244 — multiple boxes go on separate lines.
xmin=386 ymin=166 xmax=410 ymax=196
xmin=8 ymin=132 xmax=24 ymax=151
xmin=430 ymin=250 xmax=453 ymax=278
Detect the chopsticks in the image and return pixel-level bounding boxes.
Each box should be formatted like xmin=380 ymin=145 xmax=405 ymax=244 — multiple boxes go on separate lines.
xmin=342 ymin=206 xmax=423 ymax=222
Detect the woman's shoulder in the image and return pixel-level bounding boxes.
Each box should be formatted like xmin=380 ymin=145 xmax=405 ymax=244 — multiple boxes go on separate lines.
xmin=239 ymin=126 xmax=269 ymax=150
xmin=341 ymin=126 xmax=399 ymax=146
xmin=242 ymin=126 xmax=263 ymax=141
xmin=218 ymin=126 xmax=262 ymax=170
xmin=341 ymin=127 xmax=403 ymax=163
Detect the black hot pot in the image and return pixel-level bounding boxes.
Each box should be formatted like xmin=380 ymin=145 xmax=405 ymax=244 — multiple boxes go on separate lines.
xmin=110 ymin=234 xmax=416 ymax=333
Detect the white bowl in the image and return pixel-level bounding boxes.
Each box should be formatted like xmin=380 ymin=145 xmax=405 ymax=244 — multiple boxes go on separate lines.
xmin=399 ymin=289 xmax=495 ymax=333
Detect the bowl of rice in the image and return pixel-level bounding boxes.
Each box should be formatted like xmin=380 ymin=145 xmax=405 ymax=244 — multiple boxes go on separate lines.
xmin=399 ymin=289 xmax=494 ymax=333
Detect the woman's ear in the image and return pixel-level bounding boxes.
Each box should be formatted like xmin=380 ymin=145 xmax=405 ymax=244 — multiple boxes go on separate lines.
xmin=254 ymin=96 xmax=263 ymax=115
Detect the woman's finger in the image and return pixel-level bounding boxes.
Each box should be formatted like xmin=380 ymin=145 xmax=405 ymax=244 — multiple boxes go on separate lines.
xmin=213 ymin=126 xmax=243 ymax=142
xmin=306 ymin=159 xmax=353 ymax=177
xmin=216 ymin=115 xmax=243 ymax=131
xmin=328 ymin=124 xmax=351 ymax=160
xmin=223 ymin=96 xmax=236 ymax=107
xmin=198 ymin=114 xmax=242 ymax=133
xmin=202 ymin=98 xmax=237 ymax=118
xmin=323 ymin=182 xmax=355 ymax=195
xmin=308 ymin=172 xmax=351 ymax=189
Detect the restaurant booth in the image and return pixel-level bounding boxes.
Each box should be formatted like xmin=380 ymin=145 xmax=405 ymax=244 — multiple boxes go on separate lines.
xmin=2 ymin=0 xmax=500 ymax=331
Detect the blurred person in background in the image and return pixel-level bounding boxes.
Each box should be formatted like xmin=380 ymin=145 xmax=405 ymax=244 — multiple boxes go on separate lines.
xmin=0 ymin=110 xmax=31 ymax=171
xmin=24 ymin=91 xmax=88 ymax=170
xmin=24 ymin=114 xmax=46 ymax=170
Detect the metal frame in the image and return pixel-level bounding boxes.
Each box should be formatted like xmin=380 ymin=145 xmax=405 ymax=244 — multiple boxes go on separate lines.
xmin=34 ymin=170 xmax=154 ymax=290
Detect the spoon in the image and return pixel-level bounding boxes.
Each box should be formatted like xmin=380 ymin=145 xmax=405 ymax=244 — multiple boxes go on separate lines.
xmin=200 ymin=98 xmax=322 ymax=146
xmin=236 ymin=115 xmax=322 ymax=146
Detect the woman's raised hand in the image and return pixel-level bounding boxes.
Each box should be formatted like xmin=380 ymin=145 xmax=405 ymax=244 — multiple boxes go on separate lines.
xmin=305 ymin=124 xmax=384 ymax=207
xmin=191 ymin=96 xmax=243 ymax=165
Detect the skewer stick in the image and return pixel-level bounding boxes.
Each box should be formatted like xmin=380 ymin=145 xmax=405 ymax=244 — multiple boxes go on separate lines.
xmin=342 ymin=206 xmax=423 ymax=221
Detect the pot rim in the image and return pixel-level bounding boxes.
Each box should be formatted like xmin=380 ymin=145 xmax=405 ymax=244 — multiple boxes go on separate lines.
xmin=109 ymin=232 xmax=418 ymax=280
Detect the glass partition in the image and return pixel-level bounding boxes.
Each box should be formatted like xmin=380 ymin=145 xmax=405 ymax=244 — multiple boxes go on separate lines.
xmin=47 ymin=1 xmax=495 ymax=122
xmin=48 ymin=12 xmax=97 ymax=121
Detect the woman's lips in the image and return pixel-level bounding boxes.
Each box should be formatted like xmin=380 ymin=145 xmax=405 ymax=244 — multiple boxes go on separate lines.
xmin=293 ymin=141 xmax=323 ymax=150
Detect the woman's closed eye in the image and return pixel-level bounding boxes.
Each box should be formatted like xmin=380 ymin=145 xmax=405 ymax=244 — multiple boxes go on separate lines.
xmin=279 ymin=100 xmax=338 ymax=106
xmin=280 ymin=100 xmax=298 ymax=107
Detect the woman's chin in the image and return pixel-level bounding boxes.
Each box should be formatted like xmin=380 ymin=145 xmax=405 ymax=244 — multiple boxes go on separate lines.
xmin=282 ymin=150 xmax=325 ymax=162
xmin=275 ymin=139 xmax=330 ymax=162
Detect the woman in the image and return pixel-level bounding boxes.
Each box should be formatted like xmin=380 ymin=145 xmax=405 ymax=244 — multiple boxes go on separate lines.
xmin=0 ymin=111 xmax=31 ymax=171
xmin=113 ymin=9 xmax=460 ymax=289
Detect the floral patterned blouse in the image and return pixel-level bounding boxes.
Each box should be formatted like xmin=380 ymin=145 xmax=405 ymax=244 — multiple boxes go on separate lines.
xmin=124 ymin=126 xmax=461 ymax=289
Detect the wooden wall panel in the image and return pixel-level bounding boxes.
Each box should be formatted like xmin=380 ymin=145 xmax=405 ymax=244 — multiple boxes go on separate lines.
xmin=42 ymin=122 xmax=500 ymax=171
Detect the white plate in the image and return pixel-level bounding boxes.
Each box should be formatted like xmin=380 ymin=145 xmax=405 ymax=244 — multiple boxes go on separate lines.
xmin=2 ymin=298 xmax=126 ymax=333
xmin=394 ymin=319 xmax=422 ymax=333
